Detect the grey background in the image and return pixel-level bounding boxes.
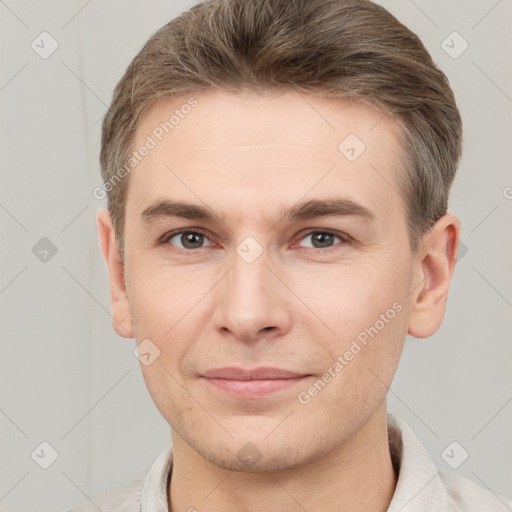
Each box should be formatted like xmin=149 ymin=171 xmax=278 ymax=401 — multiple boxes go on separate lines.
xmin=0 ymin=1 xmax=511 ymax=510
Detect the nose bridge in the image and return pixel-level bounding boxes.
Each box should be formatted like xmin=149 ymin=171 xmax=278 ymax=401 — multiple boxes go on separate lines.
xmin=213 ymin=237 xmax=291 ymax=341
xmin=228 ymin=239 xmax=275 ymax=311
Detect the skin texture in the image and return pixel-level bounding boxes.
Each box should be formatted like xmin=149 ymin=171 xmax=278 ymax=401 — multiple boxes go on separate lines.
xmin=98 ymin=89 xmax=460 ymax=512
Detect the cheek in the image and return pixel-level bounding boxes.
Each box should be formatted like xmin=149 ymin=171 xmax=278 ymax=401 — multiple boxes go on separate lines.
xmin=290 ymin=255 xmax=406 ymax=330
xmin=126 ymin=270 xmax=194 ymax=393
xmin=300 ymin=311 xmax=406 ymax=425
xmin=129 ymin=268 xmax=199 ymax=416
xmin=293 ymin=259 xmax=409 ymax=406
xmin=127 ymin=261 xmax=203 ymax=333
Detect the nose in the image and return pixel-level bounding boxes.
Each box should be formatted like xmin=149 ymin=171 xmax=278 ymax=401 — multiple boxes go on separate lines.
xmin=211 ymin=246 xmax=293 ymax=344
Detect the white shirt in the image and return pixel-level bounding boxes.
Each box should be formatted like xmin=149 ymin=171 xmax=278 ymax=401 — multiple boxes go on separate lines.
xmin=65 ymin=414 xmax=512 ymax=511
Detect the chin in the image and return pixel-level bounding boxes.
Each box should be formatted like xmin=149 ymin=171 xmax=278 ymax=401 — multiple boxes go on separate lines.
xmin=205 ymin=445 xmax=307 ymax=473
xmin=191 ymin=429 xmax=329 ymax=474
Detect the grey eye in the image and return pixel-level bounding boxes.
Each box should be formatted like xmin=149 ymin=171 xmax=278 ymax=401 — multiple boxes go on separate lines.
xmin=167 ymin=231 xmax=213 ymax=250
xmin=298 ymin=231 xmax=342 ymax=249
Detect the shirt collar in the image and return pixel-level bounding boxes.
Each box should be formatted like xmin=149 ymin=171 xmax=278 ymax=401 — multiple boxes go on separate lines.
xmin=140 ymin=414 xmax=453 ymax=511
xmin=386 ymin=414 xmax=453 ymax=511
xmin=140 ymin=441 xmax=173 ymax=512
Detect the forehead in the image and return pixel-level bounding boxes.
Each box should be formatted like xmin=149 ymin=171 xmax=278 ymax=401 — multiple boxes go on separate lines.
xmin=126 ymin=89 xmax=406 ymax=227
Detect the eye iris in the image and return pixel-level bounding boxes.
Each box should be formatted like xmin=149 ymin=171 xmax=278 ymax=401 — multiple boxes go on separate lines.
xmin=182 ymin=232 xmax=203 ymax=249
xmin=174 ymin=232 xmax=338 ymax=249
xmin=312 ymin=232 xmax=334 ymax=248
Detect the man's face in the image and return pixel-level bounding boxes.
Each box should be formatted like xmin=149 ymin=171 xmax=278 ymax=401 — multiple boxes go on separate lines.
xmin=119 ymin=89 xmax=420 ymax=471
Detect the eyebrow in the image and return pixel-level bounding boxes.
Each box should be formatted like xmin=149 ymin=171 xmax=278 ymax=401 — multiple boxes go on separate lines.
xmin=141 ymin=197 xmax=375 ymax=226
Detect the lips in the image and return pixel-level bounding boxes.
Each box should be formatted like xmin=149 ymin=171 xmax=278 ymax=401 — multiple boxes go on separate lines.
xmin=201 ymin=366 xmax=307 ymax=380
xmin=200 ymin=367 xmax=311 ymax=399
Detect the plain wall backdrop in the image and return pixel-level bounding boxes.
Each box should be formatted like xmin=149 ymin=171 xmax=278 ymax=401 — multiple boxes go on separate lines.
xmin=0 ymin=1 xmax=511 ymax=510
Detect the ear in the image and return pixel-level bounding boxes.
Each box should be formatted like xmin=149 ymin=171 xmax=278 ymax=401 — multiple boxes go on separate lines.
xmin=97 ymin=208 xmax=134 ymax=338
xmin=407 ymin=213 xmax=461 ymax=338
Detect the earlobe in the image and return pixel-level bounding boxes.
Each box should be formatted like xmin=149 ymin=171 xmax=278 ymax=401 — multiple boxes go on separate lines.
xmin=97 ymin=208 xmax=134 ymax=339
xmin=407 ymin=214 xmax=461 ymax=339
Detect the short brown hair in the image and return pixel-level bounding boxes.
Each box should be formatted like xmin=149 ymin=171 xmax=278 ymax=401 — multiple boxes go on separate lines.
xmin=99 ymin=0 xmax=462 ymax=258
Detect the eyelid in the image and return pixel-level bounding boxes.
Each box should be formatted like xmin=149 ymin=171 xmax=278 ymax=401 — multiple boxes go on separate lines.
xmin=292 ymin=228 xmax=353 ymax=250
xmin=160 ymin=227 xmax=353 ymax=252
xmin=160 ymin=227 xmax=215 ymax=247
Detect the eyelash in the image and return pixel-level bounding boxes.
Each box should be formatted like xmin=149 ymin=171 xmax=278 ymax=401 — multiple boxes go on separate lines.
xmin=160 ymin=228 xmax=353 ymax=253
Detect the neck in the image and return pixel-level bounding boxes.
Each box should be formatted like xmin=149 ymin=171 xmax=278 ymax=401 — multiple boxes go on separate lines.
xmin=168 ymin=405 xmax=396 ymax=512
